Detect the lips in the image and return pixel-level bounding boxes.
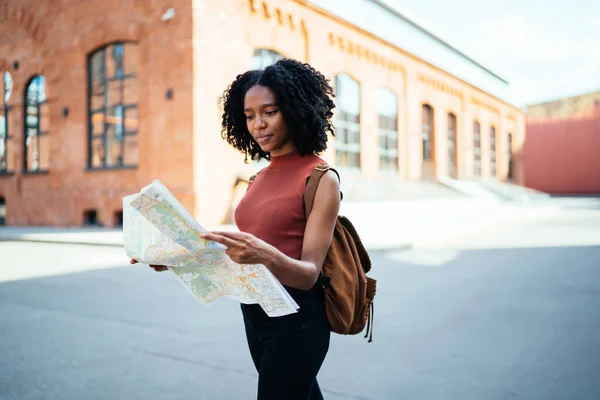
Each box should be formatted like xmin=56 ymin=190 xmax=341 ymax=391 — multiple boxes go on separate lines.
xmin=256 ymin=134 xmax=273 ymax=145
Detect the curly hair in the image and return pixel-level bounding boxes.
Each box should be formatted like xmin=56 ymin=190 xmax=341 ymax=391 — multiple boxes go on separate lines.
xmin=220 ymin=58 xmax=336 ymax=162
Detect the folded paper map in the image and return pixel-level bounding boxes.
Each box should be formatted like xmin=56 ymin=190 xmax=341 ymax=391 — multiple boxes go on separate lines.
xmin=123 ymin=180 xmax=299 ymax=317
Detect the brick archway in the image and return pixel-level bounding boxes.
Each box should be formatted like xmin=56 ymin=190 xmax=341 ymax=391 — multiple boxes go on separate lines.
xmin=77 ymin=25 xmax=143 ymax=57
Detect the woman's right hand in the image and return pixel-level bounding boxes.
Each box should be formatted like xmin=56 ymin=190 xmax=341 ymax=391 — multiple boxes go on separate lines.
xmin=129 ymin=258 xmax=169 ymax=272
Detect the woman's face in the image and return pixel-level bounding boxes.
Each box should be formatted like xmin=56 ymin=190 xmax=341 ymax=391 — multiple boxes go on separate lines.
xmin=244 ymin=85 xmax=296 ymax=157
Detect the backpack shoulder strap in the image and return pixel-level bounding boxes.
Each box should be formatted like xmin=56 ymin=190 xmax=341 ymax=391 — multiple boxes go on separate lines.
xmin=304 ymin=163 xmax=342 ymax=218
xmin=248 ymin=168 xmax=266 ymax=186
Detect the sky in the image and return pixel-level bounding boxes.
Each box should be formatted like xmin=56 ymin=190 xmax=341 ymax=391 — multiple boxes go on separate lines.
xmin=390 ymin=0 xmax=600 ymax=106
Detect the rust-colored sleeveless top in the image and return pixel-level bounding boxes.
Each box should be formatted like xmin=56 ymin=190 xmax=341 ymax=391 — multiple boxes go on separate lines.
xmin=234 ymin=151 xmax=325 ymax=260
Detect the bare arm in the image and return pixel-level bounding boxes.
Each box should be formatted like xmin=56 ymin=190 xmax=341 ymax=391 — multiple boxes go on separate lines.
xmin=202 ymin=170 xmax=340 ymax=290
xmin=263 ymin=170 xmax=340 ymax=289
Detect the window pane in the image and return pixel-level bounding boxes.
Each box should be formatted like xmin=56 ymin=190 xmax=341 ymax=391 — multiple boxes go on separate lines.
xmin=36 ymin=76 xmax=46 ymax=102
xmin=91 ymin=81 xmax=105 ymax=110
xmin=348 ymin=128 xmax=357 ymax=145
xmin=0 ymin=114 xmax=5 ymax=138
xmin=123 ymin=76 xmax=138 ymax=105
xmin=336 ymin=74 xmax=360 ymax=117
xmin=351 ymin=151 xmax=361 ymax=168
xmin=107 ymin=79 xmax=121 ymax=109
xmin=4 ymin=72 xmax=13 ymax=103
xmin=0 ymin=115 xmax=6 ymax=171
xmin=123 ymin=43 xmax=139 ymax=75
xmin=250 ymin=49 xmax=283 ymax=70
xmin=107 ymin=106 xmax=124 ymax=140
xmin=91 ymin=137 xmax=105 ymax=168
xmin=422 ymin=105 xmax=433 ymax=126
xmin=108 ymin=125 xmax=123 ymax=166
xmin=379 ymin=134 xmax=387 ymax=150
xmin=123 ymin=134 xmax=138 ymax=166
xmin=111 ymin=43 xmax=124 ymax=78
xmin=355 ymin=127 xmax=361 ymax=145
xmin=389 ymin=135 xmax=397 ymax=150
xmin=376 ymin=88 xmax=398 ymax=118
xmin=27 ymin=76 xmax=46 ymax=103
xmin=90 ymin=50 xmax=105 ymax=82
xmin=91 ymin=112 xmax=104 ymax=136
xmin=25 ymin=111 xmax=38 ymax=128
xmin=105 ymin=44 xmax=117 ymax=78
xmin=124 ymin=107 xmax=138 ymax=131
xmin=336 ymin=126 xmax=346 ymax=145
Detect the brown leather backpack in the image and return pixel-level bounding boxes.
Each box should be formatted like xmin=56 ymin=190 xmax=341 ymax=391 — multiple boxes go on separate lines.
xmin=304 ymin=164 xmax=377 ymax=342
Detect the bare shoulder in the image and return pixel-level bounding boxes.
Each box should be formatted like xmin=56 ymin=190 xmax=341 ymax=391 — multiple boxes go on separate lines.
xmin=313 ymin=170 xmax=341 ymax=208
xmin=317 ymin=170 xmax=340 ymax=192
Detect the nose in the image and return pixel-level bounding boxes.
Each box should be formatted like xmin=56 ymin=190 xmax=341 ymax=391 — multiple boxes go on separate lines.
xmin=254 ymin=115 xmax=267 ymax=130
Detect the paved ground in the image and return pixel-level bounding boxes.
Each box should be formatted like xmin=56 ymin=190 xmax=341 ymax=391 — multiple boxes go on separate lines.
xmin=1 ymin=205 xmax=599 ymax=399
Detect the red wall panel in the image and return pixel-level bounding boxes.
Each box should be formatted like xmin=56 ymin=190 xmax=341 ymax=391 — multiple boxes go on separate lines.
xmin=524 ymin=104 xmax=600 ymax=194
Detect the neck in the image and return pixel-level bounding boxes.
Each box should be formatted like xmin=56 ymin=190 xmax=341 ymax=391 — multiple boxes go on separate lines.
xmin=270 ymin=144 xmax=297 ymax=158
xmin=269 ymin=150 xmax=307 ymax=169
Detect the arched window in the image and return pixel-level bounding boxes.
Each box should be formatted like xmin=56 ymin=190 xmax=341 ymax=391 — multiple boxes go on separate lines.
xmin=422 ymin=104 xmax=435 ymax=178
xmin=1 ymin=71 xmax=14 ymax=172
xmin=88 ymin=42 xmax=139 ymax=169
xmin=335 ymin=74 xmax=361 ymax=168
xmin=24 ymin=75 xmax=49 ymax=172
xmin=376 ymin=88 xmax=398 ymax=171
xmin=447 ymin=113 xmax=457 ymax=179
xmin=250 ymin=49 xmax=283 ymax=70
xmin=507 ymin=132 xmax=514 ymax=180
xmin=473 ymin=121 xmax=481 ymax=176
xmin=490 ymin=126 xmax=497 ymax=177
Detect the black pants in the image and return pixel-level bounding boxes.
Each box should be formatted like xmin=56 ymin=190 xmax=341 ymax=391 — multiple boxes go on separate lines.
xmin=241 ymin=287 xmax=331 ymax=400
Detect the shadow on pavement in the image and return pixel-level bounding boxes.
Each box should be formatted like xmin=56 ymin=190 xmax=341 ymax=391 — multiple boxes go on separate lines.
xmin=1 ymin=245 xmax=600 ymax=400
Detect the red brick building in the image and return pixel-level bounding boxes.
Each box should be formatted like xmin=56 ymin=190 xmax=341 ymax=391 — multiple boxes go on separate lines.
xmin=0 ymin=0 xmax=524 ymax=227
xmin=525 ymin=91 xmax=600 ymax=194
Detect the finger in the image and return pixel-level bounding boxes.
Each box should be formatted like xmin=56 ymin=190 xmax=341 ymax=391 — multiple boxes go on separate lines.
xmin=130 ymin=258 xmax=139 ymax=264
xmin=210 ymin=231 xmax=246 ymax=240
xmin=201 ymin=233 xmax=238 ymax=248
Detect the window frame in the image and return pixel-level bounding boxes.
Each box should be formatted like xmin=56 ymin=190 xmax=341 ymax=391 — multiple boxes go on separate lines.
xmin=447 ymin=113 xmax=457 ymax=178
xmin=250 ymin=49 xmax=284 ymax=70
xmin=23 ymin=75 xmax=50 ymax=173
xmin=334 ymin=74 xmax=362 ymax=170
xmin=376 ymin=88 xmax=399 ymax=172
xmin=421 ymin=104 xmax=435 ymax=166
xmin=0 ymin=71 xmax=14 ymax=174
xmin=87 ymin=42 xmax=139 ymax=170
xmin=473 ymin=121 xmax=481 ymax=177
xmin=490 ymin=126 xmax=497 ymax=177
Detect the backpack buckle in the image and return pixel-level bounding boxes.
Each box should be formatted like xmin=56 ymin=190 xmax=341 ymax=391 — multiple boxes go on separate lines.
xmin=315 ymin=164 xmax=329 ymax=172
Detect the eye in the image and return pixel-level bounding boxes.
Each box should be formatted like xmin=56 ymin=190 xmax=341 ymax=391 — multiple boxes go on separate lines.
xmin=245 ymin=115 xmax=254 ymax=120
xmin=265 ymin=109 xmax=278 ymax=115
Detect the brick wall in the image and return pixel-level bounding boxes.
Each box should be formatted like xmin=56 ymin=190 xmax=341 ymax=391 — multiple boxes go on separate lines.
xmin=0 ymin=0 xmax=194 ymax=226
xmin=524 ymin=103 xmax=600 ymax=194
xmin=0 ymin=0 xmax=526 ymax=227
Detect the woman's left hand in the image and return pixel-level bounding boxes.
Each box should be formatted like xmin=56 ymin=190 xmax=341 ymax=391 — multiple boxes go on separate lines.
xmin=200 ymin=231 xmax=273 ymax=265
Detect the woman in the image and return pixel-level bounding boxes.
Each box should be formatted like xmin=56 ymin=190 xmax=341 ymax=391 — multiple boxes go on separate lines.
xmin=134 ymin=58 xmax=340 ymax=399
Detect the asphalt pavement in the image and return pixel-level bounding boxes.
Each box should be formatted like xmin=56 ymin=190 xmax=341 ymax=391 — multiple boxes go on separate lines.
xmin=1 ymin=206 xmax=600 ymax=399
